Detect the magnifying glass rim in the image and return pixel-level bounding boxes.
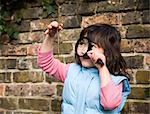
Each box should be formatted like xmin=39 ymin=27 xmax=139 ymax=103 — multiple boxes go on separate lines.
xmin=77 ymin=38 xmax=90 ymax=57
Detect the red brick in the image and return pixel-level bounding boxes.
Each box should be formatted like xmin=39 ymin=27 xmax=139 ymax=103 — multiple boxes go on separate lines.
xmin=30 ymin=19 xmax=55 ymax=31
xmin=81 ymin=13 xmax=121 ymax=27
xmin=0 ymin=44 xmax=27 ymax=56
xmin=136 ymin=70 xmax=150 ymax=84
xmin=122 ymin=101 xmax=150 ymax=114
xmin=145 ymin=55 xmax=150 ymax=69
xmin=128 ymin=87 xmax=149 ymax=99
xmin=121 ymin=39 xmax=134 ymax=52
xmin=27 ymin=43 xmax=40 ymax=56
xmin=0 ymin=85 xmax=4 ymax=96
xmin=134 ymin=39 xmax=150 ymax=53
xmin=31 ymin=84 xmax=56 ymax=96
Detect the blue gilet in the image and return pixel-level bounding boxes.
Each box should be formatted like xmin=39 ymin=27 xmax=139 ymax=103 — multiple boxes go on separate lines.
xmin=61 ymin=63 xmax=131 ymax=114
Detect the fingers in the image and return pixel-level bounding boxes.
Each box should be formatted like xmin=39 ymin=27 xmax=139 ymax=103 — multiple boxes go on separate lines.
xmin=45 ymin=21 xmax=63 ymax=35
xmin=47 ymin=21 xmax=63 ymax=29
xmin=87 ymin=50 xmax=105 ymax=64
xmin=44 ymin=29 xmax=50 ymax=35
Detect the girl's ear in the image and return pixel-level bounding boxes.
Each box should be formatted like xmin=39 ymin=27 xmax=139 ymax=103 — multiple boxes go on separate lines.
xmin=109 ymin=36 xmax=116 ymax=44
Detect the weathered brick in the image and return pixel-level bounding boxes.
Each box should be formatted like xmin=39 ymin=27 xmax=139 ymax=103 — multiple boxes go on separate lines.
xmin=22 ymin=7 xmax=43 ymax=19
xmin=55 ymin=56 xmax=64 ymax=63
xmin=13 ymin=71 xmax=44 ymax=83
xmin=124 ymin=55 xmax=144 ymax=69
xmin=128 ymin=87 xmax=149 ymax=99
xmin=145 ymin=55 xmax=150 ymax=69
xmin=30 ymin=19 xmax=56 ymax=31
xmin=81 ymin=13 xmax=121 ymax=27
xmin=17 ymin=58 xmax=31 ymax=70
xmin=17 ymin=32 xmax=29 ymax=43
xmin=122 ymin=102 xmax=150 ymax=114
xmin=31 ymin=58 xmax=39 ymax=69
xmin=142 ymin=10 xmax=149 ymax=24
xmin=120 ymin=0 xmax=136 ymax=11
xmin=0 ymin=45 xmax=27 ymax=56
xmin=126 ymin=25 xmax=150 ymax=38
xmin=60 ymin=16 xmax=81 ymax=28
xmin=14 ymin=112 xmax=41 ymax=114
xmin=26 ymin=0 xmax=43 ymax=7
xmin=0 ymin=98 xmax=18 ymax=110
xmin=97 ymin=0 xmax=142 ymax=13
xmin=117 ymin=26 xmax=127 ymax=39
xmin=41 ymin=2 xmax=58 ymax=18
xmin=78 ymin=2 xmax=97 ymax=15
xmin=5 ymin=83 xmax=55 ymax=97
xmin=5 ymin=84 xmax=30 ymax=96
xmin=136 ymin=0 xmax=149 ymax=10
xmin=0 ymin=85 xmax=5 ymax=96
xmin=19 ymin=98 xmax=50 ymax=111
xmin=53 ymin=42 xmax=73 ymax=54
xmin=122 ymin=11 xmax=142 ymax=25
xmin=97 ymin=1 xmax=121 ymax=13
xmin=56 ymin=0 xmax=76 ymax=4
xmin=0 ymin=72 xmax=11 ymax=83
xmin=0 ymin=34 xmax=10 ymax=44
xmin=0 ymin=59 xmax=16 ymax=69
xmin=11 ymin=20 xmax=30 ymax=32
xmin=18 ymin=31 xmax=44 ymax=44
xmin=30 ymin=84 xmax=56 ymax=96
xmin=121 ymin=39 xmax=134 ymax=53
xmin=57 ymin=43 xmax=73 ymax=54
xmin=28 ymin=32 xmax=44 ymax=43
xmin=136 ymin=70 xmax=150 ymax=84
xmin=5 ymin=111 xmax=13 ymax=114
xmin=57 ymin=84 xmax=63 ymax=96
xmin=60 ymin=3 xmax=77 ymax=16
xmin=133 ymin=39 xmax=150 ymax=53
xmin=45 ymin=74 xmax=60 ymax=83
xmin=51 ymin=98 xmax=61 ymax=112
xmin=59 ymin=28 xmax=81 ymax=41
xmin=27 ymin=44 xmax=39 ymax=56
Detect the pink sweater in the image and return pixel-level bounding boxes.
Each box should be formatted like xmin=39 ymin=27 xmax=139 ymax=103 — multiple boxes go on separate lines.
xmin=37 ymin=49 xmax=122 ymax=110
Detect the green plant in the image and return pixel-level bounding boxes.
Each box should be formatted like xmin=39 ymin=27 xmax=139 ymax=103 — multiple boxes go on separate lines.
xmin=0 ymin=0 xmax=58 ymax=40
xmin=42 ymin=0 xmax=58 ymax=16
xmin=0 ymin=0 xmax=24 ymax=39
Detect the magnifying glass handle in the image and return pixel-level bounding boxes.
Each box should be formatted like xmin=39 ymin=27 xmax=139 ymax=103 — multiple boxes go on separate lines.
xmin=96 ymin=59 xmax=104 ymax=67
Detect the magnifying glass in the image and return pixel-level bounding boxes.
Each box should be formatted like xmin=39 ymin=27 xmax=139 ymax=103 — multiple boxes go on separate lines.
xmin=77 ymin=38 xmax=104 ymax=67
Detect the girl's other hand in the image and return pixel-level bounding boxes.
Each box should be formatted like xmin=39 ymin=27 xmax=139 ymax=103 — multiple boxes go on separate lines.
xmin=44 ymin=21 xmax=63 ymax=37
xmin=87 ymin=44 xmax=106 ymax=68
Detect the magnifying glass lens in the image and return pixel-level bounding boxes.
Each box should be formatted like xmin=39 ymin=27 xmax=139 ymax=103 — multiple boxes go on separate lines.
xmin=77 ymin=38 xmax=89 ymax=57
xmin=77 ymin=38 xmax=104 ymax=67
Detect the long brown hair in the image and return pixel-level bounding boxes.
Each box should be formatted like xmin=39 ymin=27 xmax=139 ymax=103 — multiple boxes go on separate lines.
xmin=75 ymin=23 xmax=130 ymax=79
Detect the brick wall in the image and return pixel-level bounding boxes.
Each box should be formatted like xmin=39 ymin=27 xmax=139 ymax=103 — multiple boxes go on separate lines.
xmin=0 ymin=0 xmax=149 ymax=114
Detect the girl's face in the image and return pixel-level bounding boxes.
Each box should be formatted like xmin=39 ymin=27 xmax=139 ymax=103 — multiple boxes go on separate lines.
xmin=77 ymin=39 xmax=104 ymax=68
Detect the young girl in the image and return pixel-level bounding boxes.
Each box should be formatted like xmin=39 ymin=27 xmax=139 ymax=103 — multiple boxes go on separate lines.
xmin=37 ymin=21 xmax=131 ymax=114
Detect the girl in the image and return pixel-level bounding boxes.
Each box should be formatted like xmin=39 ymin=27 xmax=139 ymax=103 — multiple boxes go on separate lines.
xmin=37 ymin=21 xmax=131 ymax=114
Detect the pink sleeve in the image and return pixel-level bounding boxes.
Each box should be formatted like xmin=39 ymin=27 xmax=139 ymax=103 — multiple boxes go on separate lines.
xmin=100 ymin=81 xmax=123 ymax=110
xmin=37 ymin=48 xmax=69 ymax=82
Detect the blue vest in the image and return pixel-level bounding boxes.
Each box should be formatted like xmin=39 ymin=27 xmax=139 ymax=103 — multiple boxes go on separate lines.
xmin=62 ymin=63 xmax=130 ymax=114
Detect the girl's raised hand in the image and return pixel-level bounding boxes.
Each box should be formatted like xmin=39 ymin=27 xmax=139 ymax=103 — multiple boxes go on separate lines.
xmin=44 ymin=21 xmax=63 ymax=37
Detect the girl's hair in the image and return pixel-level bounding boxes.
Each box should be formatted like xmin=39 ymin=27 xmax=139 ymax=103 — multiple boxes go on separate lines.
xmin=75 ymin=23 xmax=130 ymax=79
